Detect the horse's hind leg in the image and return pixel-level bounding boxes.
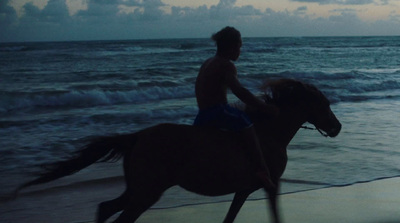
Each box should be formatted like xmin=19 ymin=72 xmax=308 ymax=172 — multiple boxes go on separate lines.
xmin=266 ymin=182 xmax=281 ymax=223
xmin=111 ymin=189 xmax=163 ymax=223
xmin=223 ymin=190 xmax=254 ymax=223
xmin=96 ymin=191 xmax=129 ymax=223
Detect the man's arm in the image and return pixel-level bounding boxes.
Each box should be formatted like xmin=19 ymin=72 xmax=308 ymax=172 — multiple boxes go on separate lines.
xmin=224 ymin=62 xmax=278 ymax=115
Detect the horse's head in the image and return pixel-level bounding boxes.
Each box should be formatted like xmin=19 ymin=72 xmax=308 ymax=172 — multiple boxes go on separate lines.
xmin=263 ymin=79 xmax=341 ymax=137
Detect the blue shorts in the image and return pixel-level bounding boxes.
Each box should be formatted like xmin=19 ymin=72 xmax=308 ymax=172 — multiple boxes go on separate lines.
xmin=193 ymin=104 xmax=253 ymax=132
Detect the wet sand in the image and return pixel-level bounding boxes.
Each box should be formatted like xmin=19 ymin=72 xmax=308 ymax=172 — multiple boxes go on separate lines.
xmin=1 ymin=177 xmax=400 ymax=223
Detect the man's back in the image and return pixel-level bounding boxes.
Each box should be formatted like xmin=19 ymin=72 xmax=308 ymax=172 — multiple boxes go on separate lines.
xmin=195 ymin=56 xmax=233 ymax=110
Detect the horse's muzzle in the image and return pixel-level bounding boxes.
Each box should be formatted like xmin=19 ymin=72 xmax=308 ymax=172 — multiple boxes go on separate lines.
xmin=327 ymin=122 xmax=341 ymax=137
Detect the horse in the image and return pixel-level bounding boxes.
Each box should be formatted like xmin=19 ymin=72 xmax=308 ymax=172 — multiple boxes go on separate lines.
xmin=16 ymin=78 xmax=341 ymax=223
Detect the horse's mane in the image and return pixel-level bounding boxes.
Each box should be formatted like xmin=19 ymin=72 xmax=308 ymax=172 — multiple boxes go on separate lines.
xmin=233 ymin=78 xmax=329 ymax=113
xmin=260 ymin=78 xmax=329 ymax=106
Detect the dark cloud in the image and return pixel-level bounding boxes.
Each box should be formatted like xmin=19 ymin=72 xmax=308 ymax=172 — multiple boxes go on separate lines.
xmin=294 ymin=6 xmax=308 ymax=15
xmin=23 ymin=2 xmax=41 ymax=17
xmin=20 ymin=0 xmax=69 ymax=23
xmin=329 ymin=8 xmax=358 ymax=13
xmin=141 ymin=0 xmax=166 ymax=8
xmin=41 ymin=0 xmax=70 ymax=23
xmin=296 ymin=6 xmax=308 ymax=11
xmin=0 ymin=0 xmax=17 ymax=23
xmin=216 ymin=0 xmax=237 ymax=8
xmin=6 ymin=0 xmax=72 ymax=42
xmin=0 ymin=0 xmax=17 ymax=41
xmin=89 ymin=0 xmax=143 ymax=6
xmin=290 ymin=0 xmax=375 ymax=5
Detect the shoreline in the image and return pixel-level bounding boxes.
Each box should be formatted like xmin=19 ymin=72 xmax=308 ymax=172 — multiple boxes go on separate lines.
xmin=137 ymin=176 xmax=400 ymax=223
xmin=1 ymin=176 xmax=400 ymax=223
xmin=6 ymin=174 xmax=399 ymax=203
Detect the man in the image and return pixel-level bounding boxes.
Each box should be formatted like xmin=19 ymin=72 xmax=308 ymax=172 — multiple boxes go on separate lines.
xmin=194 ymin=26 xmax=277 ymax=189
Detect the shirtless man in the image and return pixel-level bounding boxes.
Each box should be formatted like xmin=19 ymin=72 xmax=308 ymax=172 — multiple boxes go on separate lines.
xmin=194 ymin=27 xmax=277 ymax=189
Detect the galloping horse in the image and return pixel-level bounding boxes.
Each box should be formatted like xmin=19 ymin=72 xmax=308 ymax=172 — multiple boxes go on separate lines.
xmin=16 ymin=79 xmax=341 ymax=223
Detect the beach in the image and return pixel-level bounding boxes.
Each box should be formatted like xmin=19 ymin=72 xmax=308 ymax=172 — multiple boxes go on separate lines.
xmin=1 ymin=177 xmax=399 ymax=223
xmin=1 ymin=37 xmax=400 ymax=222
xmin=138 ymin=177 xmax=400 ymax=223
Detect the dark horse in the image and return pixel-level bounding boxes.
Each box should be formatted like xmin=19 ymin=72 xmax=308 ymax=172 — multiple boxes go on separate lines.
xmin=16 ymin=79 xmax=341 ymax=223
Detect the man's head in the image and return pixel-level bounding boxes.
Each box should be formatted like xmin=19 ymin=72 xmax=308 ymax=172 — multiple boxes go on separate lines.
xmin=212 ymin=26 xmax=242 ymax=61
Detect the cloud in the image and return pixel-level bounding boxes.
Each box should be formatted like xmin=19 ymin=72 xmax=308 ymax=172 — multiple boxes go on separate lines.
xmin=294 ymin=6 xmax=308 ymax=15
xmin=290 ymin=0 xmax=375 ymax=5
xmin=18 ymin=0 xmax=70 ymax=24
xmin=76 ymin=1 xmax=119 ymax=17
xmin=75 ymin=0 xmax=166 ymax=21
xmin=1 ymin=0 xmax=400 ymax=42
xmin=40 ymin=0 xmax=70 ymax=22
xmin=0 ymin=0 xmax=18 ymax=41
xmin=5 ymin=0 xmax=72 ymax=41
xmin=0 ymin=0 xmax=18 ymax=25
xmin=88 ymin=0 xmax=142 ymax=7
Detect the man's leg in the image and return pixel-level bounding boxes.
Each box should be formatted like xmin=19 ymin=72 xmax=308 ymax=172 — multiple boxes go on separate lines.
xmin=241 ymin=126 xmax=275 ymax=189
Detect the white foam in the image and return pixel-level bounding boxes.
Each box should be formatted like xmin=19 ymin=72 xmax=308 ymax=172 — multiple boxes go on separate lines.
xmin=0 ymin=86 xmax=195 ymax=112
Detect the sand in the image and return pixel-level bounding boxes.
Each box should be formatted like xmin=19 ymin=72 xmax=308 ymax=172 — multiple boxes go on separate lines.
xmin=1 ymin=177 xmax=400 ymax=223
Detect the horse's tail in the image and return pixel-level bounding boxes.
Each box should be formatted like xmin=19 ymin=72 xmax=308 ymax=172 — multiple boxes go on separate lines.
xmin=15 ymin=133 xmax=137 ymax=195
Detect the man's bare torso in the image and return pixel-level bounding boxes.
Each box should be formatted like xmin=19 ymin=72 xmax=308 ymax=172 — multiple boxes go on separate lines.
xmin=195 ymin=56 xmax=234 ymax=110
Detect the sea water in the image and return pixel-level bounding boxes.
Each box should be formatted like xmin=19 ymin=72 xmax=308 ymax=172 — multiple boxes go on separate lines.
xmin=0 ymin=36 xmax=400 ymax=208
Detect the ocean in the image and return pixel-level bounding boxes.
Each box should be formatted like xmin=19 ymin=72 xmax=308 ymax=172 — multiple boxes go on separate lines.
xmin=1 ymin=36 xmax=400 ymax=208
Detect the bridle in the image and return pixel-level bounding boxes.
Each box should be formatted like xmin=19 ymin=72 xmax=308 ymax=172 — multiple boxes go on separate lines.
xmin=301 ymin=125 xmax=329 ymax=137
xmin=262 ymin=81 xmax=331 ymax=138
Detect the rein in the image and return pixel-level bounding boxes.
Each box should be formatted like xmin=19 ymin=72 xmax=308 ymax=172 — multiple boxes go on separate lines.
xmin=301 ymin=125 xmax=329 ymax=137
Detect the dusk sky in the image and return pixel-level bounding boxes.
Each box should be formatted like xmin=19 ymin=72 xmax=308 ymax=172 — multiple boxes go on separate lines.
xmin=1 ymin=0 xmax=400 ymax=42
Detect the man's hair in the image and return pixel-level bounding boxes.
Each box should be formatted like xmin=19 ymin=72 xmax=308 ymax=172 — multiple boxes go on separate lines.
xmin=211 ymin=26 xmax=241 ymax=52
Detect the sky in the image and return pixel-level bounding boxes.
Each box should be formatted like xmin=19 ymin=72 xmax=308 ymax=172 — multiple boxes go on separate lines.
xmin=1 ymin=0 xmax=400 ymax=42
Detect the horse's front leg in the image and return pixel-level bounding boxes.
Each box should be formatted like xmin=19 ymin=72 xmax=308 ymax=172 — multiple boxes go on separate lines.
xmin=266 ymin=181 xmax=281 ymax=223
xmin=223 ymin=190 xmax=256 ymax=223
